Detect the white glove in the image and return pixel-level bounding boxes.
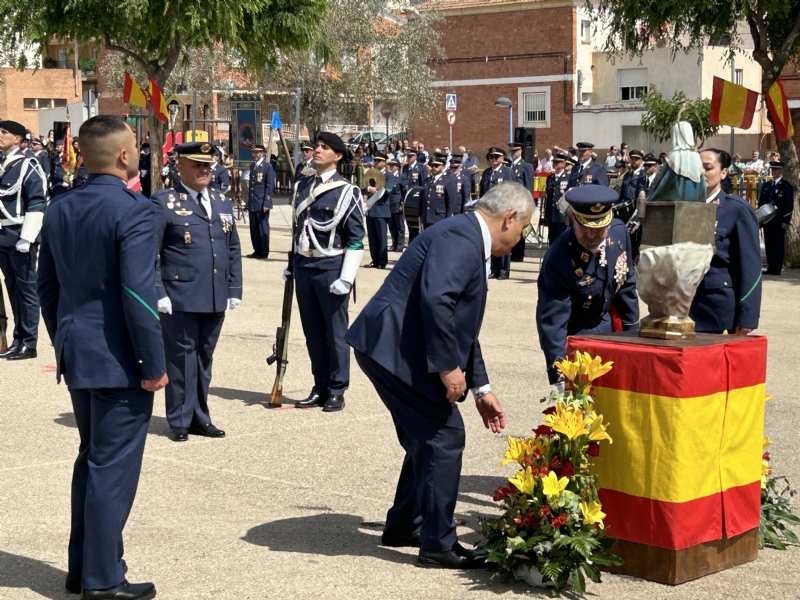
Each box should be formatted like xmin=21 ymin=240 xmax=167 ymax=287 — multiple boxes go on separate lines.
xmin=553 ymin=381 xmax=565 ymax=394
xmin=161 ymin=167 xmax=170 ymax=177
xmin=227 ymin=298 xmax=241 ymax=310
xmin=157 ymin=296 xmax=173 ymax=315
xmin=15 ymin=240 xmax=31 ymax=253
xmin=282 ymin=268 xmax=292 ymax=281
xmin=329 ymin=279 xmax=352 ymax=295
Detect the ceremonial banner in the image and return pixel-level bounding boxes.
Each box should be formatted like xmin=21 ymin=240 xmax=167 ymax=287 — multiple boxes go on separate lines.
xmin=567 ymin=334 xmax=767 ymax=551
xmin=710 ymin=76 xmax=759 ymax=129
xmin=148 ymin=77 xmax=169 ymax=123
xmin=230 ymin=95 xmax=262 ymax=169
xmin=766 ymin=77 xmax=795 ymax=141
xmin=123 ymin=72 xmax=147 ymax=108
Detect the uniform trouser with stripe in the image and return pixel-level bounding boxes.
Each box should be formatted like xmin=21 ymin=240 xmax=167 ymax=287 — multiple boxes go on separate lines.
xmin=0 ymin=244 xmax=39 ymax=349
xmin=389 ymin=210 xmax=406 ymax=250
xmin=249 ymin=210 xmax=270 ymax=257
xmin=68 ymin=387 xmax=152 ymax=591
xmin=161 ymin=310 xmax=226 ymax=429
xmin=295 ymin=267 xmax=350 ymax=396
xmin=367 ymin=216 xmax=389 ymax=267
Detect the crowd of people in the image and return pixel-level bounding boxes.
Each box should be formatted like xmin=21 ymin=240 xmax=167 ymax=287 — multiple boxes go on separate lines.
xmin=0 ymin=113 xmax=794 ymax=598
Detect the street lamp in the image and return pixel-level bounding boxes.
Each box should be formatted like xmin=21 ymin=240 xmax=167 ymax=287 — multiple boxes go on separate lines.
xmin=495 ymin=97 xmax=513 ymax=144
xmin=382 ymin=110 xmax=392 ymax=138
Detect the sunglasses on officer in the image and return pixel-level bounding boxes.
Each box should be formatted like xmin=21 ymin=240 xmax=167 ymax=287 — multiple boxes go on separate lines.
xmin=521 ymin=223 xmax=533 ymax=240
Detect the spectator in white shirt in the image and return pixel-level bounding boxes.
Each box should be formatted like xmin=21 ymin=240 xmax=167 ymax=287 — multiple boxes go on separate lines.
xmin=604 ymin=146 xmax=618 ymax=168
xmin=744 ymin=150 xmax=764 ymax=174
xmin=538 ymin=149 xmax=553 ymax=172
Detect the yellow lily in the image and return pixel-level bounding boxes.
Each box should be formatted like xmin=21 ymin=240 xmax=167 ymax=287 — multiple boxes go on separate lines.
xmin=584 ymin=355 xmax=613 ymax=382
xmin=579 ymin=500 xmax=606 ymax=527
xmin=587 ymin=414 xmax=613 ymax=444
xmin=545 ymin=402 xmax=592 ymax=439
xmin=500 ymin=436 xmax=532 ymax=467
xmin=763 ymin=437 xmax=771 ymax=450
xmin=553 ymin=357 xmax=580 ymax=381
xmin=542 ymin=471 xmax=569 ymax=497
xmin=509 ymin=466 xmax=536 ymax=495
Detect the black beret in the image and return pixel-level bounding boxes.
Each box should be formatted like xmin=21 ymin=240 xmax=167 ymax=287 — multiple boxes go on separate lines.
xmin=317 ymin=132 xmax=347 ymax=155
xmin=1 ymin=120 xmax=27 ymax=137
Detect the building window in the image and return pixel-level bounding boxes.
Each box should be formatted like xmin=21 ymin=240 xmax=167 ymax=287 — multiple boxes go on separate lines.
xmin=734 ymin=69 xmax=743 ymax=86
xmin=23 ymin=98 xmax=37 ymax=109
xmin=23 ymin=98 xmax=68 ymax=110
xmin=38 ymin=98 xmax=53 ymax=109
xmin=618 ymin=68 xmax=647 ymax=101
xmin=581 ymin=20 xmax=591 ymax=44
xmin=53 ymin=99 xmax=67 ymax=108
xmin=518 ymin=86 xmax=551 ymax=128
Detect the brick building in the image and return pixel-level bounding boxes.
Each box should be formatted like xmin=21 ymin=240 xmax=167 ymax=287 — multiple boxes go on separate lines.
xmin=0 ymin=68 xmax=81 ymax=135
xmin=413 ymin=0 xmax=577 ymax=158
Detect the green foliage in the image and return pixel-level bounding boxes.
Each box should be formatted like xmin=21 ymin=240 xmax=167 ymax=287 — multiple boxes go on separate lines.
xmin=640 ymin=85 xmax=719 ymax=147
xmin=760 ymin=474 xmax=800 ymax=550
xmin=77 ymin=58 xmax=96 ymax=73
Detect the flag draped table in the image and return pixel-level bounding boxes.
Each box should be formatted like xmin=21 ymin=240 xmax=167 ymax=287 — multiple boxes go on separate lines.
xmin=567 ymin=332 xmax=767 ymax=584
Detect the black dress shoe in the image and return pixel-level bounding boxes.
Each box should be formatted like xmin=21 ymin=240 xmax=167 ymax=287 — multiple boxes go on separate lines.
xmin=510 ymin=257 xmax=525 ymax=263
xmin=295 ymin=392 xmax=327 ymax=409
xmin=497 ymin=273 xmax=509 ymax=281
xmin=416 ymin=542 xmax=487 ymax=569
xmin=381 ymin=531 xmax=421 ymax=548
xmin=66 ymin=571 xmax=81 ymax=594
xmin=364 ymin=262 xmax=376 ymax=268
xmin=387 ymin=246 xmax=396 ymax=252
xmin=188 ymin=423 xmax=226 ymax=438
xmin=0 ymin=342 xmax=19 ymax=358
xmin=322 ymin=394 xmax=345 ymax=412
xmin=5 ymin=345 xmax=37 ymax=360
xmin=487 ymin=272 xmax=498 ymax=280
xmin=81 ymin=580 xmax=156 ymax=600
xmin=168 ymin=427 xmax=188 ymax=442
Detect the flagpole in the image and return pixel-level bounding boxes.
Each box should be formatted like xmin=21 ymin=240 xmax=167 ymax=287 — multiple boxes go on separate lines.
xmin=730 ymin=53 xmax=736 ymax=157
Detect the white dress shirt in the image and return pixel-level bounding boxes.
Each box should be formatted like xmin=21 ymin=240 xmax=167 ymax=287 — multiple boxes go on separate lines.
xmin=471 ymin=210 xmax=492 ymax=397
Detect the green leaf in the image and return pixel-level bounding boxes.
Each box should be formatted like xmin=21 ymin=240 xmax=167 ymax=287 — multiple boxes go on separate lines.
xmin=583 ymin=562 xmax=602 ymax=583
xmin=573 ymin=567 xmax=586 ymax=595
xmin=591 ymin=551 xmax=624 ymax=566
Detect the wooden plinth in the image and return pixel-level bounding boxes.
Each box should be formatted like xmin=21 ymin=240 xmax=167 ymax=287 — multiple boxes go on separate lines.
xmin=600 ymin=528 xmax=759 ymax=585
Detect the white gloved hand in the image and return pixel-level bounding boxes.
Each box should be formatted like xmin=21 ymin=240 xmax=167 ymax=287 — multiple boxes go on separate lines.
xmin=157 ymin=296 xmax=173 ymax=315
xmin=15 ymin=240 xmax=31 ymax=253
xmin=161 ymin=167 xmax=170 ymax=177
xmin=282 ymin=268 xmax=292 ymax=281
xmin=329 ymin=279 xmax=352 ymax=295
xmin=227 ymin=298 xmax=241 ymax=310
xmin=553 ymin=381 xmax=565 ymax=395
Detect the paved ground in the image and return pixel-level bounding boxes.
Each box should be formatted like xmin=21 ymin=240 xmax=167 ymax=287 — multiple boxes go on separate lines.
xmin=2 ymin=207 xmax=799 ymax=599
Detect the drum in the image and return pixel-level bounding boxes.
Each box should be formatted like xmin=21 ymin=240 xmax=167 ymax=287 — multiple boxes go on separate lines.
xmin=755 ymin=202 xmax=778 ymax=225
xmin=612 ymin=198 xmax=635 ymax=225
xmin=403 ymin=186 xmax=424 ymax=229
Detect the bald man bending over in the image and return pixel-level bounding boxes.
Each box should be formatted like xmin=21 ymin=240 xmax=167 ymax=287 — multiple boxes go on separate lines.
xmin=38 ymin=115 xmax=167 ymax=600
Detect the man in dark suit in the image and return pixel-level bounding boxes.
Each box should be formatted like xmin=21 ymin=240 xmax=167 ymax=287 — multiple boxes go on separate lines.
xmin=152 ymin=142 xmax=243 ymax=442
xmin=567 ymin=142 xmax=609 ymax=190
xmin=247 ymin=144 xmax=275 ymax=259
xmin=480 ymin=146 xmax=515 ymax=279
xmin=346 ymin=182 xmax=532 ymax=569
xmin=419 ymin=152 xmax=457 ymax=229
xmin=537 ymin=186 xmax=639 ymax=389
xmin=386 ymin=156 xmax=407 ymax=252
xmin=758 ymin=161 xmax=794 ymax=275
xmin=37 ymin=115 xmax=167 ymax=600
xmin=509 ymin=142 xmax=534 ymax=262
xmin=691 ymin=149 xmax=762 ymax=333
xmin=363 ymin=151 xmax=391 ymax=269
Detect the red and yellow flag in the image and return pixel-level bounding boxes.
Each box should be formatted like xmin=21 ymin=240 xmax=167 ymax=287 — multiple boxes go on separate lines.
xmin=61 ymin=123 xmax=76 ymax=173
xmin=710 ymin=76 xmax=759 ymax=129
xmin=766 ymin=77 xmax=795 ymax=141
xmin=122 ymin=72 xmax=147 ymax=108
xmin=148 ymin=76 xmax=169 ymax=123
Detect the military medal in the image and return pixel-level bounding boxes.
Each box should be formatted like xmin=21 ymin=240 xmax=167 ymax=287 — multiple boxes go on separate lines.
xmin=167 ymin=202 xmax=174 ymax=209
xmin=599 ymin=248 xmax=607 ymax=267
xmin=575 ymin=268 xmax=584 ymax=277
xmin=175 ymin=208 xmax=192 ymax=216
xmin=184 ymin=232 xmax=191 ymax=244
xmin=614 ymin=253 xmax=628 ymax=286
xmin=257 ymin=172 xmax=264 ymax=183
xmin=180 ymin=193 xmax=187 ymax=201
xmin=581 ymin=251 xmax=589 ymax=262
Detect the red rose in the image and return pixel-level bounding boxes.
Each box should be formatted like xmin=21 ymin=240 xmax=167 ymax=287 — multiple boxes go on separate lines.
xmin=540 ymin=465 xmax=550 ymax=476
xmin=540 ymin=505 xmax=551 ymax=516
xmin=493 ymin=487 xmax=507 ymax=501
xmin=542 ymin=406 xmax=557 ymax=416
xmin=588 ymin=442 xmax=600 ymax=457
xmin=533 ymin=424 xmax=553 ymax=436
xmin=557 ymin=461 xmax=574 ymax=478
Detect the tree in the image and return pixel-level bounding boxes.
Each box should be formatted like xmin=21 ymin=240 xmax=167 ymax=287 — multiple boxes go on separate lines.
xmin=260 ymin=0 xmax=443 ymax=140
xmin=0 ymin=0 xmax=328 ymax=191
xmin=640 ymin=86 xmax=719 ymax=147
xmin=588 ymin=0 xmax=800 ymax=265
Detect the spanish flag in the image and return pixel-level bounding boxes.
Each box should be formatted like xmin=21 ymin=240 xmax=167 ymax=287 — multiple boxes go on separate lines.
xmin=148 ymin=76 xmax=169 ymax=123
xmin=766 ymin=77 xmax=795 ymax=141
xmin=122 ymin=72 xmax=147 ymax=109
xmin=568 ymin=335 xmax=766 ymax=551
xmin=710 ymin=76 xmax=759 ymax=130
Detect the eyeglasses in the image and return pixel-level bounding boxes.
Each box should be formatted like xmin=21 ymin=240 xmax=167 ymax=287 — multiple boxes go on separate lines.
xmin=521 ymin=223 xmax=533 ymax=240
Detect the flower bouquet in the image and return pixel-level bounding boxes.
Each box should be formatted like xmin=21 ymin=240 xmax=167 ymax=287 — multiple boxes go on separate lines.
xmin=481 ymin=352 xmax=622 ymax=595
xmin=760 ymin=437 xmax=800 ymax=549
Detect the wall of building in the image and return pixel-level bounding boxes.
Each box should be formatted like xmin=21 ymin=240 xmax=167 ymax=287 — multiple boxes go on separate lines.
xmin=0 ymin=68 xmax=80 ymax=135
xmin=412 ymin=1 xmax=576 ymax=156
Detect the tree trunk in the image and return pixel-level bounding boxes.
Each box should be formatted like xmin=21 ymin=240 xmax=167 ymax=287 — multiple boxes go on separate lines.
xmin=778 ymin=137 xmax=800 ymax=266
xmin=149 ymin=110 xmax=166 ymax=194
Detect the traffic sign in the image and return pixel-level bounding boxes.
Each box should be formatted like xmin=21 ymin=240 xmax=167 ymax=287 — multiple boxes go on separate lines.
xmin=270 ymin=111 xmax=282 ymax=130
xmin=445 ymin=93 xmax=457 ymax=111
xmin=446 ymin=111 xmax=456 ymax=125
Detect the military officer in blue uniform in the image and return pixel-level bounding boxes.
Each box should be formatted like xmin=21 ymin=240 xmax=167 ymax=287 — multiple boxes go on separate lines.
xmin=209 ymin=148 xmax=231 ymax=194
xmin=292 ymin=132 xmax=365 ymax=413
xmin=386 ymin=156 xmax=408 ymax=252
xmin=691 ymin=149 xmax=761 ymax=333
xmin=480 ymin=146 xmax=515 ymax=279
xmin=247 ymin=143 xmax=275 ymax=259
xmin=758 ymin=160 xmax=794 ymax=275
xmin=402 ymin=149 xmax=428 ymax=187
xmin=294 ymin=141 xmax=316 ymax=182
xmin=618 ymin=149 xmax=644 ymax=203
xmin=544 ymin=153 xmax=570 ymax=244
xmin=509 ymin=142 xmax=534 ymax=262
xmin=346 ymin=182 xmax=532 ymax=569
xmin=537 ymin=186 xmax=639 ymax=388
xmin=0 ymin=120 xmax=47 ymax=361
xmin=138 ymin=142 xmax=152 ymax=198
xmin=363 ymin=151 xmax=391 ymax=269
xmin=72 ymin=137 xmax=89 ymax=188
xmin=31 ymin=138 xmax=51 ymax=182
xmin=447 ymin=153 xmax=472 ymax=214
xmin=567 ymin=142 xmax=609 ymax=190
xmin=152 ymin=142 xmax=242 ymax=442
xmin=37 ymin=114 xmax=166 ymax=600
xmin=162 ymin=149 xmax=181 ymax=188
xmin=420 ymin=152 xmax=457 ymax=229
xmin=50 ymin=140 xmax=71 ymax=197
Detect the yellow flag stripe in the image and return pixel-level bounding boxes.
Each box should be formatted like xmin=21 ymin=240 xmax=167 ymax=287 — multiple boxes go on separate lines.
xmin=591 ymin=384 xmax=765 ymax=504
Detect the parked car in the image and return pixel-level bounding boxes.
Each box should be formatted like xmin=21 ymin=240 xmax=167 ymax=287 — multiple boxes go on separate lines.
xmin=346 ymin=130 xmax=387 ymax=151
xmin=383 ymin=131 xmax=408 ymax=144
